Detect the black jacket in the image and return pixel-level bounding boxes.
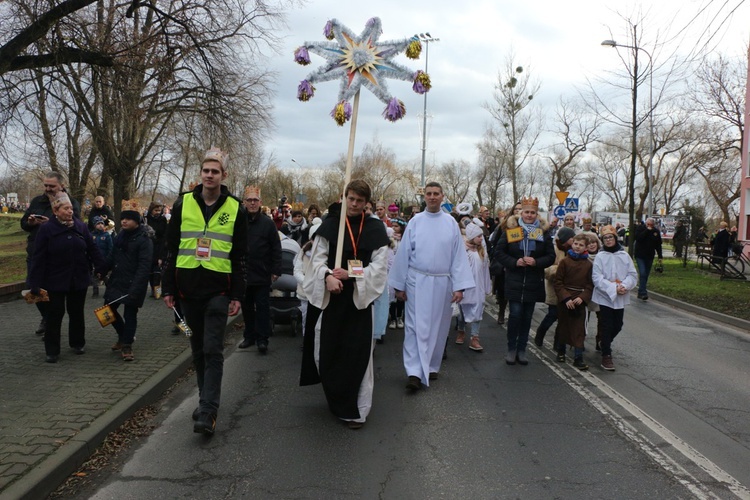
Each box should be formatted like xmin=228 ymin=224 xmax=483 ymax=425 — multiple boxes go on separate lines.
xmin=104 ymin=224 xmax=154 ymax=308
xmin=162 ymin=185 xmax=247 ymax=302
xmin=712 ymin=229 xmax=730 ymax=258
xmin=245 ymin=211 xmax=282 ymax=286
xmin=495 ymin=215 xmax=555 ymax=303
xmin=87 ymin=205 xmax=115 ymax=230
xmin=21 ymin=193 xmax=82 ymax=257
xmin=634 ymin=223 xmax=663 ymax=260
xmin=145 ymin=213 xmax=169 ymax=262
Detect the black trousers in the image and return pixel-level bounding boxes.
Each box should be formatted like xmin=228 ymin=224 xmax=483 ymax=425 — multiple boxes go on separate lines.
xmin=45 ymin=289 xmax=87 ymax=356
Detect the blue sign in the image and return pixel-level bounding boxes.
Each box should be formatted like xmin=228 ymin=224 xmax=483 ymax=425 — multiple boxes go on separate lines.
xmin=553 ymin=205 xmax=566 ymax=218
xmin=564 ymin=197 xmax=579 ymax=212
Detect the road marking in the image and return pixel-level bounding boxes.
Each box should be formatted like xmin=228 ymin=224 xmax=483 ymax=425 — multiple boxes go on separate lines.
xmin=484 ymin=303 xmax=750 ymax=500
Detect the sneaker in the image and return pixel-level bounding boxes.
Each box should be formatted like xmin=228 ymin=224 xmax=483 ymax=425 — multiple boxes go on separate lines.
xmin=388 ymin=320 xmax=396 ymax=329
xmin=121 ymin=345 xmax=134 ymax=362
xmin=505 ymin=350 xmax=517 ymax=365
xmin=35 ymin=319 xmax=46 ymax=336
xmin=556 ymin=352 xmax=566 ymax=362
xmin=455 ymin=331 xmax=466 ymax=345
xmin=516 ymin=350 xmax=528 ymax=365
xmin=601 ymin=355 xmax=615 ymax=371
xmin=347 ymin=421 xmax=364 ymax=430
xmin=111 ymin=342 xmax=123 ymax=351
xmin=154 ymin=286 xmax=162 ymax=300
xmin=469 ymin=336 xmax=483 ymax=352
xmin=573 ymin=358 xmax=589 ymax=371
xmin=396 ymin=318 xmax=404 ymax=328
xmin=193 ymin=412 xmax=217 ymax=435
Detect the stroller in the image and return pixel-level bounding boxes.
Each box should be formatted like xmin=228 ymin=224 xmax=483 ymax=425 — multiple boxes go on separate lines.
xmin=270 ymin=236 xmax=302 ymax=336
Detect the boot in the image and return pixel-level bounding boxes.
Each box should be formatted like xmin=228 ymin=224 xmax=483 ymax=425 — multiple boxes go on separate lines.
xmin=516 ymin=350 xmax=529 ymax=365
xmin=505 ymin=349 xmax=517 ymax=365
xmin=469 ymin=336 xmax=483 ymax=352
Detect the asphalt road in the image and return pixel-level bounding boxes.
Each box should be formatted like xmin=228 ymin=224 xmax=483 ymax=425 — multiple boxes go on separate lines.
xmin=76 ymin=298 xmax=750 ymax=499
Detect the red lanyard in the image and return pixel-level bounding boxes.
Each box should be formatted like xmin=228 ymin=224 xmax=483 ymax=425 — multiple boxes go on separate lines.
xmin=345 ymin=214 xmax=365 ymax=258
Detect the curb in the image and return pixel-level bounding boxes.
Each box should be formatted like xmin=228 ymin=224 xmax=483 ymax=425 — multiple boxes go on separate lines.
xmin=3 ymin=315 xmax=241 ymax=500
xmin=644 ymin=290 xmax=750 ymax=332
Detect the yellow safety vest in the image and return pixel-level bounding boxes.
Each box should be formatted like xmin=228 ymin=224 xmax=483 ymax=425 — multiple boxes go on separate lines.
xmin=176 ymin=193 xmax=239 ymax=274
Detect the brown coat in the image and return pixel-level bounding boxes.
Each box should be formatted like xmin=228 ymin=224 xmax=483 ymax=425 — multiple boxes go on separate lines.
xmin=553 ymin=255 xmax=593 ymax=348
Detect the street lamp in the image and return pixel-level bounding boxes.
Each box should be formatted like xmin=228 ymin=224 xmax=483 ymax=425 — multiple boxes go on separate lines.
xmin=291 ymin=158 xmax=304 ymax=168
xmin=416 ymin=33 xmax=439 ymax=192
xmin=601 ymin=39 xmax=655 ymax=221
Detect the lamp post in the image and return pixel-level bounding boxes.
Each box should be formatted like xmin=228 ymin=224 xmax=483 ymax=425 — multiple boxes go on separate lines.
xmin=417 ymin=33 xmax=439 ymax=192
xmin=601 ymin=38 xmax=655 ymax=221
xmin=291 ymin=158 xmax=304 ymax=168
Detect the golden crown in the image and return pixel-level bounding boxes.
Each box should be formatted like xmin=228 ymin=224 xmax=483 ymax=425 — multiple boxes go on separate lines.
xmin=520 ymin=196 xmax=539 ymax=209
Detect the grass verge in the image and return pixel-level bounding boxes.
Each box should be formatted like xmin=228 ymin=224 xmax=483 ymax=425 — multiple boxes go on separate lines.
xmin=648 ymin=257 xmax=750 ymax=322
xmin=0 ymin=214 xmax=27 ymax=285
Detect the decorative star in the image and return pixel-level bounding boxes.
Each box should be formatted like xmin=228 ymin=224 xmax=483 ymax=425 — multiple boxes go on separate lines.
xmin=294 ymin=17 xmax=431 ymax=125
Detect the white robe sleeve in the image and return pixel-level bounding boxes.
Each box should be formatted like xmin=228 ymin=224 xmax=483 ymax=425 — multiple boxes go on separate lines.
xmin=450 ymin=225 xmax=476 ymax=292
xmin=302 ymin=236 xmax=332 ymax=310
xmin=353 ymin=245 xmax=389 ymax=310
xmin=388 ymin=223 xmax=413 ymax=291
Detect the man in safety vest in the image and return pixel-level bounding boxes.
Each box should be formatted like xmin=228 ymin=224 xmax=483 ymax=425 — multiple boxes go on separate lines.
xmin=162 ymin=147 xmax=248 ymax=436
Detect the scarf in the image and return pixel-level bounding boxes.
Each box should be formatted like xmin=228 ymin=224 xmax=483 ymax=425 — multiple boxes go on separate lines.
xmin=519 ymin=219 xmax=543 ymax=254
xmin=567 ymin=249 xmax=589 ymax=260
xmin=56 ymin=216 xmax=74 ymax=227
xmin=602 ymin=242 xmax=623 ymax=253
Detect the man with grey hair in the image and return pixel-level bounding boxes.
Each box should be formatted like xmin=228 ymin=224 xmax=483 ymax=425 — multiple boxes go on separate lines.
xmin=633 ymin=217 xmax=663 ymax=300
xmin=21 ymin=171 xmax=81 ymax=336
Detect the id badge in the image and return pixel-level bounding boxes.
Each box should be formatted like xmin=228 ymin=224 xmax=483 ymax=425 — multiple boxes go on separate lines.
xmin=348 ymin=259 xmax=364 ymax=279
xmin=195 ymin=237 xmax=212 ymax=261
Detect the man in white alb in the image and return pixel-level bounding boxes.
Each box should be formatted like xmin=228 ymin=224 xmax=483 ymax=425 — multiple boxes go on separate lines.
xmin=388 ymin=182 xmax=474 ymax=391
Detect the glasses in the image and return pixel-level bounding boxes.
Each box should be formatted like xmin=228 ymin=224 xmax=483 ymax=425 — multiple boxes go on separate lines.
xmin=245 ymin=198 xmax=260 ymax=203
xmin=43 ymin=184 xmax=59 ymax=189
xmin=602 ymin=235 xmax=615 ymax=240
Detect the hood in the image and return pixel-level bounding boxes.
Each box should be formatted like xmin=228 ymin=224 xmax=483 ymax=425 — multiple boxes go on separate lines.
xmin=506 ymin=214 xmax=549 ymax=231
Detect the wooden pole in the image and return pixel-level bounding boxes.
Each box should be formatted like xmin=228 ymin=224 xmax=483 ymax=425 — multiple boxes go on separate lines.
xmin=334 ymin=89 xmax=361 ymax=269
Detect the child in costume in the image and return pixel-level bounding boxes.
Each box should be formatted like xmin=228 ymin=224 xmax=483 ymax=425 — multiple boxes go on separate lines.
xmin=553 ymin=233 xmax=594 ymax=370
xmin=458 ymin=222 xmax=492 ymax=352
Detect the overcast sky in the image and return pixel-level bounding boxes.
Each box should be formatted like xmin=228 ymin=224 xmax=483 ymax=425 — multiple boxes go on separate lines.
xmin=264 ymin=0 xmax=749 ymax=173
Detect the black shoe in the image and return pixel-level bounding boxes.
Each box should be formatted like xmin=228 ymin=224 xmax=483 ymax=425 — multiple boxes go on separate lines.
xmin=429 ymin=372 xmax=438 ymax=381
xmin=257 ymin=340 xmax=268 ymax=354
xmin=193 ymin=412 xmax=216 ymax=435
xmin=556 ymin=352 xmax=566 ymax=362
xmin=73 ymin=347 xmax=85 ymax=355
xmin=45 ymin=355 xmax=58 ymax=363
xmin=347 ymin=421 xmax=364 ymax=430
xmin=405 ymin=376 xmax=421 ymax=391
xmin=238 ymin=339 xmax=253 ymax=349
xmin=35 ymin=319 xmax=46 ymax=336
xmin=192 ymin=407 xmax=201 ymax=421
xmin=375 ymin=338 xmax=384 ymax=345
xmin=534 ymin=332 xmax=545 ymax=347
xmin=573 ymin=358 xmax=589 ymax=371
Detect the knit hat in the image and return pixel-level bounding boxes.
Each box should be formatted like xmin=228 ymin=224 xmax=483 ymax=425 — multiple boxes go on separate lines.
xmin=52 ymin=192 xmax=71 ymax=210
xmin=465 ymin=222 xmax=483 ymax=241
xmin=599 ymin=225 xmax=617 ymax=238
xmin=92 ymin=216 xmax=105 ymax=226
xmin=556 ymin=227 xmax=576 ymax=244
xmin=308 ymin=217 xmax=323 ymax=239
xmin=388 ymin=203 xmax=399 ymax=213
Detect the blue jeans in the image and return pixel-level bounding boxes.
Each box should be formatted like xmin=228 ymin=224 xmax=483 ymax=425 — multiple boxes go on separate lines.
xmin=242 ymin=285 xmax=271 ymax=344
xmin=182 ymin=295 xmax=230 ymax=414
xmin=507 ymin=301 xmax=536 ymax=352
xmin=635 ymin=257 xmax=653 ymax=297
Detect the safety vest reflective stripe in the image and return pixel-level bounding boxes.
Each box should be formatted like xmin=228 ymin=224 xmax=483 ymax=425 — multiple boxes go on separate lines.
xmin=176 ymin=194 xmax=238 ymax=274
xmin=180 ymin=230 xmax=233 ymax=242
xmin=177 ymin=248 xmax=231 ymax=259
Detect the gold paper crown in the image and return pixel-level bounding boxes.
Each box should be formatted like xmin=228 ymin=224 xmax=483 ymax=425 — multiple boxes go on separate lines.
xmin=244 ymin=186 xmax=261 ymax=200
xmin=520 ymin=196 xmax=539 ymax=210
xmin=203 ymin=146 xmax=227 ymax=170
xmin=121 ymin=199 xmax=140 ymax=211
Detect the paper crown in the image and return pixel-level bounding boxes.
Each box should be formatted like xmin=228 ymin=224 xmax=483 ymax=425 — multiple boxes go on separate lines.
xmin=244 ymin=186 xmax=261 ymax=200
xmin=121 ymin=199 xmax=140 ymax=211
xmin=520 ymin=197 xmax=539 ymax=210
xmin=582 ymin=217 xmax=592 ymax=223
xmin=203 ymin=147 xmax=227 ymax=170
xmin=52 ymin=192 xmax=71 ymax=209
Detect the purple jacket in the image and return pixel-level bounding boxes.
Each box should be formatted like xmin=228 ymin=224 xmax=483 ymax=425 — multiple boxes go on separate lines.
xmin=29 ymin=217 xmax=107 ymax=293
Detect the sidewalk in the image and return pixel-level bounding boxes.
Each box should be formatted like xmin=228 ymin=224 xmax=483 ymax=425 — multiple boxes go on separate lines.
xmin=0 ymin=291 xmax=224 ymax=500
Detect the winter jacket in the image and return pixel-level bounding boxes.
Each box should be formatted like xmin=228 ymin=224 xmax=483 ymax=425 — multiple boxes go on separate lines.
xmin=104 ymin=224 xmax=154 ymax=308
xmin=28 ymin=217 xmax=106 ymax=292
xmin=246 ymin=210 xmax=282 ymax=286
xmin=591 ymin=244 xmax=638 ymax=309
xmin=87 ymin=205 xmax=115 ymax=230
xmin=91 ymin=228 xmax=114 ymax=259
xmin=711 ymin=229 xmax=730 ymax=258
xmin=494 ymin=215 xmax=556 ymax=303
xmin=634 ymin=223 xmax=663 ymax=260
xmin=162 ymin=184 xmax=247 ymax=302
xmin=145 ymin=213 xmax=168 ymax=262
xmin=21 ymin=193 xmax=82 ymax=257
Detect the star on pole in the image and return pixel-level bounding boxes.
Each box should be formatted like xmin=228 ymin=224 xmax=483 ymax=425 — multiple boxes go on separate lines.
xmin=294 ymin=17 xmax=432 ymax=125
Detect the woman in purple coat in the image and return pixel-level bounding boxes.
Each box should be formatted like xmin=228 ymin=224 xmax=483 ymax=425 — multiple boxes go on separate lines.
xmin=28 ymin=192 xmax=107 ymax=363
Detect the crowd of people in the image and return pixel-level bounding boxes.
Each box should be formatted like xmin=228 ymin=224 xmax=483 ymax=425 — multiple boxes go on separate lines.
xmin=19 ymin=150 xmax=744 ymax=437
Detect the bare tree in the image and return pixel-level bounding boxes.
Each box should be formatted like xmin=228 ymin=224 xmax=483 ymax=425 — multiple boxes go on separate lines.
xmin=585 ymin=139 xmax=632 ymax=212
xmin=437 ymin=160 xmax=473 ymax=206
xmin=483 ymin=52 xmax=541 ymax=202
xmin=475 ymin=126 xmax=511 ymax=213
